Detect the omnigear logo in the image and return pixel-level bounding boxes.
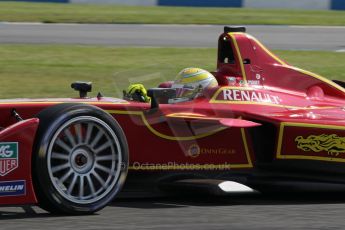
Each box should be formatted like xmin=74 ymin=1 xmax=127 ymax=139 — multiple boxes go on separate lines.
xmin=0 ymin=142 xmax=19 ymax=176
xmin=187 ymin=144 xmax=236 ymax=158
xmin=187 ymin=144 xmax=200 ymax=158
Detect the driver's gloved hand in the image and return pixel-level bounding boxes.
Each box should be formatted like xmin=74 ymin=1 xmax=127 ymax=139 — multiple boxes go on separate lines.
xmin=123 ymin=84 xmax=151 ymax=102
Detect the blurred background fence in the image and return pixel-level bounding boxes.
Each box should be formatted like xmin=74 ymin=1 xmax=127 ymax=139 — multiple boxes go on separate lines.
xmin=3 ymin=0 xmax=345 ymax=10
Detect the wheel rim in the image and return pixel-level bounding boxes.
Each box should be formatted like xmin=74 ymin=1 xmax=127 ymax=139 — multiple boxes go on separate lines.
xmin=47 ymin=116 xmax=122 ymax=204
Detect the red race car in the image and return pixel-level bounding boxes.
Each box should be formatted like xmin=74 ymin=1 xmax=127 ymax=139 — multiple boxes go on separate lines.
xmin=1 ymin=27 xmax=345 ymax=214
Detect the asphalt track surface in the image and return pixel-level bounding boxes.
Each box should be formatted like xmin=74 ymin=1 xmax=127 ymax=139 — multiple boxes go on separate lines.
xmin=2 ymin=193 xmax=345 ymax=229
xmin=0 ymin=23 xmax=345 ymax=50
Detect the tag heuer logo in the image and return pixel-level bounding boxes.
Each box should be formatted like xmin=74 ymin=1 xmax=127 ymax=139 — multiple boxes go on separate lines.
xmin=0 ymin=142 xmax=18 ymax=176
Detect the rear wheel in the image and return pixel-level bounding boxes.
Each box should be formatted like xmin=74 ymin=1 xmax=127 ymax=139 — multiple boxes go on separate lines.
xmin=33 ymin=103 xmax=128 ymax=214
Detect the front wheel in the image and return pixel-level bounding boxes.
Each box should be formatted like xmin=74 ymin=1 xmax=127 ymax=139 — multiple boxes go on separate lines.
xmin=33 ymin=103 xmax=128 ymax=215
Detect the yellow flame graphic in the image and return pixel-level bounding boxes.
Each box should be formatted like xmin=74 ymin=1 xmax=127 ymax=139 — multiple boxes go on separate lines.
xmin=295 ymin=134 xmax=345 ymax=156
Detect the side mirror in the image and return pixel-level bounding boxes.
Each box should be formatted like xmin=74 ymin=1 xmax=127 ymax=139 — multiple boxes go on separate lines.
xmin=147 ymin=88 xmax=176 ymax=109
xmin=71 ymin=81 xmax=92 ymax=98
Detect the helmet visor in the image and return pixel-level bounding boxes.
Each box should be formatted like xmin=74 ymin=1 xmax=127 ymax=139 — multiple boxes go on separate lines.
xmin=171 ymin=83 xmax=196 ymax=98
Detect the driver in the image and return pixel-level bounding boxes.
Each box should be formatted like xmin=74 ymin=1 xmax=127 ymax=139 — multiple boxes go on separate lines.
xmin=124 ymin=67 xmax=218 ymax=103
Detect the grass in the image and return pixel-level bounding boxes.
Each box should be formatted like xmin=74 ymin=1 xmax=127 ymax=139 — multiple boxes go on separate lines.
xmin=0 ymin=45 xmax=344 ymax=99
xmin=0 ymin=2 xmax=345 ymax=25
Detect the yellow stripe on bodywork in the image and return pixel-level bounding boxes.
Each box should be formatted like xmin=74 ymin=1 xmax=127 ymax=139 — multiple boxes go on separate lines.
xmin=247 ymin=34 xmax=345 ymax=95
xmin=126 ymin=127 xmax=253 ymax=170
xmin=228 ymin=32 xmax=247 ymax=82
xmin=248 ymin=34 xmax=287 ymax=66
xmin=241 ymin=127 xmax=253 ymax=168
xmin=290 ymin=67 xmax=345 ymax=95
xmin=107 ymin=110 xmax=253 ymax=169
xmin=209 ymin=86 xmax=338 ymax=110
xmin=106 ymin=110 xmax=227 ymax=141
xmin=0 ymin=101 xmax=129 ymax=105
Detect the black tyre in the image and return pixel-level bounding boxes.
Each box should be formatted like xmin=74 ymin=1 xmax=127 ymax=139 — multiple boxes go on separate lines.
xmin=33 ymin=103 xmax=128 ymax=215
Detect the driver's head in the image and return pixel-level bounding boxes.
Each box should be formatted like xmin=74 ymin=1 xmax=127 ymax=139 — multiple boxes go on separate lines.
xmin=172 ymin=67 xmax=218 ymax=99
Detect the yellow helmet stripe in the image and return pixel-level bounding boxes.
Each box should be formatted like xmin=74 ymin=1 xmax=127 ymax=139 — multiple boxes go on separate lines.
xmin=180 ymin=73 xmax=213 ymax=84
xmin=182 ymin=70 xmax=208 ymax=79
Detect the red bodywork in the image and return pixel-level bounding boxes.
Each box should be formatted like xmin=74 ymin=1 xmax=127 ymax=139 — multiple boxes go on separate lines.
xmin=1 ymin=29 xmax=345 ymax=205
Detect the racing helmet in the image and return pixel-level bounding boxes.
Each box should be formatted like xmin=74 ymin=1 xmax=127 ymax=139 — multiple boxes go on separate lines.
xmin=171 ymin=67 xmax=218 ymax=100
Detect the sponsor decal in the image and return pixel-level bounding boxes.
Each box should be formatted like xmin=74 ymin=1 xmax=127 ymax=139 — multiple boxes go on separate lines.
xmin=247 ymin=80 xmax=260 ymax=85
xmin=222 ymin=89 xmax=280 ymax=104
xmin=237 ymin=79 xmax=261 ymax=86
xmin=188 ymin=144 xmax=200 ymax=158
xmin=0 ymin=180 xmax=25 ymax=197
xmin=239 ymin=80 xmax=246 ymax=86
xmin=225 ymin=78 xmax=261 ymax=86
xmin=295 ymin=134 xmax=345 ymax=156
xmin=187 ymin=144 xmax=236 ymax=158
xmin=0 ymin=142 xmax=19 ymax=176
xmin=226 ymin=77 xmax=237 ymax=85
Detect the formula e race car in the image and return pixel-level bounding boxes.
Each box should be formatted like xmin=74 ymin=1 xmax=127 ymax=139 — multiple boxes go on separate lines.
xmin=1 ymin=26 xmax=345 ymax=215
